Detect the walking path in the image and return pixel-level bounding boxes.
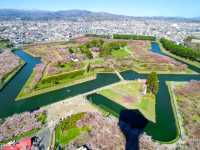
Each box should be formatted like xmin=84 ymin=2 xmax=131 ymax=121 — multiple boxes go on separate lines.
xmin=115 ymin=70 xmax=124 ymax=81
xmin=74 ymin=80 xmax=127 ymax=97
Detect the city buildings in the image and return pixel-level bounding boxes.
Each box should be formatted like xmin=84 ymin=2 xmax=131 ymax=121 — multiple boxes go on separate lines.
xmin=1 ymin=19 xmax=200 ymax=45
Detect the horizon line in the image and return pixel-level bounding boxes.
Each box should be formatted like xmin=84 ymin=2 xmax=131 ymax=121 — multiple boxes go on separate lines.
xmin=0 ymin=8 xmax=199 ymax=19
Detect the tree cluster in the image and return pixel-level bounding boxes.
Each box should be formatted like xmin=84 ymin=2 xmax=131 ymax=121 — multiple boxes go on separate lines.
xmin=85 ymin=39 xmax=104 ymax=48
xmin=113 ymin=34 xmax=156 ymax=41
xmin=160 ymin=38 xmax=200 ymax=62
xmin=79 ymin=45 xmax=93 ymax=59
xmin=100 ymin=41 xmax=127 ymax=57
xmin=85 ymin=34 xmax=111 ymax=39
xmin=80 ymin=39 xmax=127 ymax=58
xmin=0 ymin=38 xmax=13 ymax=48
xmin=147 ymin=72 xmax=159 ymax=95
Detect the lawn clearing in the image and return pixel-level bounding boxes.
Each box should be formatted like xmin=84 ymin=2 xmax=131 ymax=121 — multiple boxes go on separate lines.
xmin=55 ymin=112 xmax=90 ymax=147
xmin=98 ymin=80 xmax=156 ymax=122
xmin=111 ymin=48 xmax=130 ymax=59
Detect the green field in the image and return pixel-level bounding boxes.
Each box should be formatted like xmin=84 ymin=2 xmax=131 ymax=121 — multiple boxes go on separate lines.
xmin=98 ymin=81 xmax=156 ymax=122
xmin=16 ymin=69 xmax=96 ymax=100
xmin=111 ymin=48 xmax=130 ymax=59
xmin=55 ymin=112 xmax=90 ymax=147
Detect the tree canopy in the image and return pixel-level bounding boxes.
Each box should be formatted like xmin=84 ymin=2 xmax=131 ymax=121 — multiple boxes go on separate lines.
xmin=113 ymin=34 xmax=156 ymax=41
xmin=160 ymin=38 xmax=200 ymax=62
xmin=147 ymin=72 xmax=159 ymax=95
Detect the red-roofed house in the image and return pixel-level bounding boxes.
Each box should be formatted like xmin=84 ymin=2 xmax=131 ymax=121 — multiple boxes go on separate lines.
xmin=2 ymin=138 xmax=32 ymax=150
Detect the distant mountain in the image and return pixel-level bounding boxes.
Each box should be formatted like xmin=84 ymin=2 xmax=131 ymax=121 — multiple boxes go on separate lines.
xmin=0 ymin=9 xmax=199 ymax=22
xmin=0 ymin=9 xmax=129 ymax=21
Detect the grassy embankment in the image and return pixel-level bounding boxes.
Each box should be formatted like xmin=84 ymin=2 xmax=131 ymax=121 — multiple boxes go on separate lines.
xmin=0 ymin=39 xmax=24 ymax=90
xmin=16 ymin=63 xmax=97 ymax=100
xmin=0 ymin=60 xmax=25 ymax=90
xmin=167 ymin=81 xmax=200 ymax=144
xmin=163 ymin=81 xmax=183 ymax=144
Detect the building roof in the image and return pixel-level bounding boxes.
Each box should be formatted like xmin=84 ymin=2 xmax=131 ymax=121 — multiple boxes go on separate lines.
xmin=2 ymin=138 xmax=32 ymax=150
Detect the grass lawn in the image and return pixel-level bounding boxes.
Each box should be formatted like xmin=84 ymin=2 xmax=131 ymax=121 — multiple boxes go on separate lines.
xmin=89 ymin=58 xmax=104 ymax=65
xmin=111 ymin=48 xmax=130 ymax=59
xmin=56 ymin=127 xmax=82 ymax=145
xmin=55 ymin=112 xmax=90 ymax=147
xmin=36 ymin=69 xmax=90 ymax=90
xmin=54 ymin=61 xmax=87 ymax=76
xmin=16 ymin=70 xmax=96 ymax=100
xmin=98 ymin=81 xmax=156 ymax=122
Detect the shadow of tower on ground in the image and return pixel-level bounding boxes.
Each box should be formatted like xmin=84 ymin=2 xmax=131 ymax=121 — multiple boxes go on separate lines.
xmin=118 ymin=109 xmax=148 ymax=150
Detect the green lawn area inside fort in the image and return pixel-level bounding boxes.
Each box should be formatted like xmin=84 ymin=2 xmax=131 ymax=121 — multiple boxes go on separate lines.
xmin=111 ymin=47 xmax=130 ymax=59
xmin=98 ymin=81 xmax=156 ymax=122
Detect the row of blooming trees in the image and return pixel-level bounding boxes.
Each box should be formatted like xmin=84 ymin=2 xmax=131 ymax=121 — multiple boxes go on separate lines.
xmin=0 ymin=51 xmax=21 ymax=85
xmin=174 ymin=81 xmax=200 ymax=146
xmin=0 ymin=110 xmax=46 ymax=142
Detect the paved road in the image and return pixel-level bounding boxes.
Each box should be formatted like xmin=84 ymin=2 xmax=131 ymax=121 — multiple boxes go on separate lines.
xmin=35 ymin=127 xmax=51 ymax=150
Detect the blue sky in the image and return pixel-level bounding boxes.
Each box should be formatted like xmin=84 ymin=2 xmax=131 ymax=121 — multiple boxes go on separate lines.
xmin=0 ymin=0 xmax=199 ymax=17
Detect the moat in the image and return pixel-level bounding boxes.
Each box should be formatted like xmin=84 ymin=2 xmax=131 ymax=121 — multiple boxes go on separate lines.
xmin=0 ymin=42 xmax=200 ymax=142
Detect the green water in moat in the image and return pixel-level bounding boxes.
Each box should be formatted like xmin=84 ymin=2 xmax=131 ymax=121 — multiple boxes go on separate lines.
xmin=0 ymin=42 xmax=200 ymax=142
